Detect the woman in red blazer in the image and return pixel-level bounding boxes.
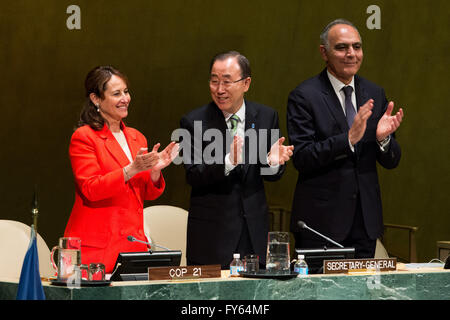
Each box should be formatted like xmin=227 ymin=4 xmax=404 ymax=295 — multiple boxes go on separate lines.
xmin=64 ymin=66 xmax=177 ymax=273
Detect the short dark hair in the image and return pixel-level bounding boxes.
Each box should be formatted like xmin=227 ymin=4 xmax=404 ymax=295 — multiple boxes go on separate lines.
xmin=209 ymin=51 xmax=251 ymax=78
xmin=77 ymin=65 xmax=129 ymax=130
xmin=320 ymin=19 xmax=361 ymax=49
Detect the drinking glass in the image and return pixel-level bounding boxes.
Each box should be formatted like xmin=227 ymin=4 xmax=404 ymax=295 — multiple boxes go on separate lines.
xmin=265 ymin=232 xmax=290 ymax=273
xmin=244 ymin=254 xmax=259 ymax=273
xmin=88 ymin=263 xmax=105 ymax=281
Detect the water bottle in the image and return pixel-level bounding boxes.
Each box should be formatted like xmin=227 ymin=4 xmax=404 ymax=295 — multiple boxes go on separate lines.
xmin=230 ymin=253 xmax=244 ymax=277
xmin=294 ymin=254 xmax=308 ymax=276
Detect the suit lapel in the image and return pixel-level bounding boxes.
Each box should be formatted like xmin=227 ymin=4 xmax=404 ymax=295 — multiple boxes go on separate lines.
xmin=244 ymin=100 xmax=258 ymax=132
xmin=319 ymin=69 xmax=349 ymax=133
xmin=242 ymin=101 xmax=258 ymax=181
xmin=354 ymin=75 xmax=368 ymax=111
xmin=100 ymin=123 xmax=134 ymax=168
xmin=207 ymin=101 xmax=257 ymax=181
xmin=206 ymin=103 xmax=230 ymax=164
xmin=207 ymin=103 xmax=228 ymax=134
xmin=122 ymin=124 xmax=139 ymax=159
xmin=354 ymin=75 xmax=369 ymax=158
xmin=98 ymin=123 xmax=146 ymax=207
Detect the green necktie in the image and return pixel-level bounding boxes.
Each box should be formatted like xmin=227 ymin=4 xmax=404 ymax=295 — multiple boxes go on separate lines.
xmin=229 ymin=114 xmax=240 ymax=136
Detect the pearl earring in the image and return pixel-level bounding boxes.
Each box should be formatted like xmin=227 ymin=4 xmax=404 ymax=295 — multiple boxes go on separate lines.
xmin=96 ymin=104 xmax=100 ymax=112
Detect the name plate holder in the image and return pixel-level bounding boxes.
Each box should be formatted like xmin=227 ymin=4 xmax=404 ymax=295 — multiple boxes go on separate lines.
xmin=148 ymin=264 xmax=222 ymax=280
xmin=323 ymin=258 xmax=397 ymax=274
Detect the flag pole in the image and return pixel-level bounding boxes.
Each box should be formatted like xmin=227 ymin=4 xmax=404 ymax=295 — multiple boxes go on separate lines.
xmin=31 ymin=185 xmax=39 ymax=233
xmin=16 ymin=184 xmax=46 ymax=300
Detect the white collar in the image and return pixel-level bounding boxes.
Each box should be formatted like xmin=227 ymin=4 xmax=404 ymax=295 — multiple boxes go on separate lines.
xmin=223 ymin=100 xmax=246 ymax=122
xmin=327 ymin=70 xmax=355 ymax=93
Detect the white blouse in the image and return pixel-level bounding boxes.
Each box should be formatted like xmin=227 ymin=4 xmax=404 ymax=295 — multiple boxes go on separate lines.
xmin=112 ymin=130 xmax=133 ymax=163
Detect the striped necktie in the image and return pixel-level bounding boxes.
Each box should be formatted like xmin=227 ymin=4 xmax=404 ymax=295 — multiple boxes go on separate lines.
xmin=229 ymin=114 xmax=240 ymax=136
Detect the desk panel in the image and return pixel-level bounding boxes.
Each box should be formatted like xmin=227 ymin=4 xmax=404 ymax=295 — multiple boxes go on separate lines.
xmin=1 ymin=269 xmax=450 ymax=300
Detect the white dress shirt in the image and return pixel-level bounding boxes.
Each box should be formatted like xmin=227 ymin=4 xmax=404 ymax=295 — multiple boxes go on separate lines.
xmin=223 ymin=101 xmax=279 ymax=175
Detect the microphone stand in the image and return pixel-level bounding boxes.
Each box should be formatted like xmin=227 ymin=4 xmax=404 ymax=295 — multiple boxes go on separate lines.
xmin=297 ymin=221 xmax=344 ymax=248
xmin=127 ymin=235 xmax=171 ymax=252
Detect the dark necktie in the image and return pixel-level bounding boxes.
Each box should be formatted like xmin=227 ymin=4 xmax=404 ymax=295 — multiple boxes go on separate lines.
xmin=342 ymin=86 xmax=356 ymax=128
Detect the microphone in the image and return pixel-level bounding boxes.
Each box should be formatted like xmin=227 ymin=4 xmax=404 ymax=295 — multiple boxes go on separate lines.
xmin=127 ymin=235 xmax=151 ymax=245
xmin=127 ymin=235 xmax=171 ymax=251
xmin=127 ymin=235 xmax=152 ymax=253
xmin=297 ymin=221 xmax=344 ymax=248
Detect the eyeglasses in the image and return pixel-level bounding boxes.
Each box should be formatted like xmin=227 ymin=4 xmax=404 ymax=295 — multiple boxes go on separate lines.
xmin=209 ymin=77 xmax=246 ymax=88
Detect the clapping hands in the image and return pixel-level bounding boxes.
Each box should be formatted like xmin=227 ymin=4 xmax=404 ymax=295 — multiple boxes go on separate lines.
xmin=125 ymin=141 xmax=179 ymax=181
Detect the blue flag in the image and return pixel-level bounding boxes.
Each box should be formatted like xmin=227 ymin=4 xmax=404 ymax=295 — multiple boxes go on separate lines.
xmin=16 ymin=226 xmax=46 ymax=300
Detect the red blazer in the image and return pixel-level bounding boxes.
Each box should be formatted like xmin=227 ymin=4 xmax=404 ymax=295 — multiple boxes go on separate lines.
xmin=64 ymin=123 xmax=165 ymax=273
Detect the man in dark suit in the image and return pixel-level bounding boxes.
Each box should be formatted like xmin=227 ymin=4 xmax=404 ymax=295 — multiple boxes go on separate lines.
xmin=287 ymin=19 xmax=404 ymax=258
xmin=180 ymin=51 xmax=293 ymax=268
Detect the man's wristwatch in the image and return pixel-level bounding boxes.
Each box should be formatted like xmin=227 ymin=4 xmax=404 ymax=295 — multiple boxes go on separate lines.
xmin=377 ymin=135 xmax=391 ymax=151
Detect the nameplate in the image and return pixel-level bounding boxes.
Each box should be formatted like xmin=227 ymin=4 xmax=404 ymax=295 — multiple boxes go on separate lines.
xmin=148 ymin=265 xmax=222 ymax=280
xmin=323 ymin=258 xmax=397 ymax=274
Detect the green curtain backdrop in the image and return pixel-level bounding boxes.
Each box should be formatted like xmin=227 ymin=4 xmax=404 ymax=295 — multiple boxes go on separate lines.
xmin=1 ymin=0 xmax=448 ymax=262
